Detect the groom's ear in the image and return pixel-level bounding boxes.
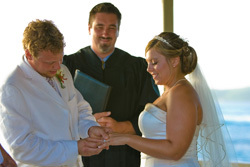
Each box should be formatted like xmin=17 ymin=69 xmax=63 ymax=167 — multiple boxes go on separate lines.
xmin=25 ymin=49 xmax=33 ymax=60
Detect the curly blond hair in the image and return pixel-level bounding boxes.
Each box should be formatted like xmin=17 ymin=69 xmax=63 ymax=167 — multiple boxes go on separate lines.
xmin=22 ymin=19 xmax=65 ymax=58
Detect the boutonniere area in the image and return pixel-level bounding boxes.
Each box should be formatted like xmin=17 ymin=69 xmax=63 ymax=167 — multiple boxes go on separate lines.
xmin=56 ymin=69 xmax=67 ymax=88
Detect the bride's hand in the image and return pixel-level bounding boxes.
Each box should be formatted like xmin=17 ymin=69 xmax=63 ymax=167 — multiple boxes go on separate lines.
xmin=108 ymin=133 xmax=130 ymax=146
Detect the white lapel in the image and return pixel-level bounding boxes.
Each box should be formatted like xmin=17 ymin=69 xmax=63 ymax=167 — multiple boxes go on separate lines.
xmin=19 ymin=56 xmax=68 ymax=107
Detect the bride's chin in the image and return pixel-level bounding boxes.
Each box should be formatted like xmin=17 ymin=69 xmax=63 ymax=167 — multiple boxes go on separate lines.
xmin=154 ymin=80 xmax=161 ymax=85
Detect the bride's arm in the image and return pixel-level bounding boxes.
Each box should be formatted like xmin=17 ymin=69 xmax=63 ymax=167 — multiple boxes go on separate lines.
xmin=109 ymin=85 xmax=200 ymax=160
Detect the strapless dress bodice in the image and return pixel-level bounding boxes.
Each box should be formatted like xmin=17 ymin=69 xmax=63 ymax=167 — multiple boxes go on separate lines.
xmin=138 ymin=103 xmax=200 ymax=167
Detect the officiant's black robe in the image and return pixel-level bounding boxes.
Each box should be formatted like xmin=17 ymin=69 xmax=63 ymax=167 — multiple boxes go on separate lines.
xmin=63 ymin=46 xmax=159 ymax=167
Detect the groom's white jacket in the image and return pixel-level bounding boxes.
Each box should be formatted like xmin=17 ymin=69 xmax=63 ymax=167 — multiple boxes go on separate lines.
xmin=0 ymin=56 xmax=99 ymax=167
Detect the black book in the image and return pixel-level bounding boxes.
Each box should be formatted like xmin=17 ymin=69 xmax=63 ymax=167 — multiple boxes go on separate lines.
xmin=74 ymin=70 xmax=111 ymax=113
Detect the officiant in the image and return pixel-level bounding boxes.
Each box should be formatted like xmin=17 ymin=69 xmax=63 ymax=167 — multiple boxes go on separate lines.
xmin=63 ymin=2 xmax=159 ymax=167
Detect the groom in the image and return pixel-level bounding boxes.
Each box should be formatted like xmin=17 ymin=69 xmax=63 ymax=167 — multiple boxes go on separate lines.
xmin=0 ymin=19 xmax=111 ymax=167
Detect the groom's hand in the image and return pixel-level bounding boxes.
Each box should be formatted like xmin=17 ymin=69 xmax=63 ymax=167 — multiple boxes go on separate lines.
xmin=77 ymin=138 xmax=109 ymax=156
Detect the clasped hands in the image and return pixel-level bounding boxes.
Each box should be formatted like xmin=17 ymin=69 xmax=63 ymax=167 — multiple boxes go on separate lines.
xmin=77 ymin=111 xmax=115 ymax=157
xmin=77 ymin=125 xmax=112 ymax=157
xmin=78 ymin=112 xmax=132 ymax=157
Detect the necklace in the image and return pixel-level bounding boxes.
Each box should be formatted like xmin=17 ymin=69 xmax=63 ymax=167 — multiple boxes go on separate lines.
xmin=163 ymin=78 xmax=187 ymax=95
xmin=172 ymin=78 xmax=186 ymax=87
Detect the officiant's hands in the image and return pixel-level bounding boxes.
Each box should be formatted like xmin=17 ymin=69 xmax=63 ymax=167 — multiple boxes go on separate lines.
xmin=94 ymin=112 xmax=112 ymax=127
xmin=94 ymin=112 xmax=136 ymax=134
xmin=94 ymin=112 xmax=118 ymax=129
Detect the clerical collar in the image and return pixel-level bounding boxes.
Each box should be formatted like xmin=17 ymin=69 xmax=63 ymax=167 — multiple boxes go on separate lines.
xmin=90 ymin=47 xmax=114 ymax=62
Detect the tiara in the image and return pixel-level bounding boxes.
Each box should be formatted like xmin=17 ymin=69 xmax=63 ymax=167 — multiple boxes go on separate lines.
xmin=154 ymin=35 xmax=171 ymax=45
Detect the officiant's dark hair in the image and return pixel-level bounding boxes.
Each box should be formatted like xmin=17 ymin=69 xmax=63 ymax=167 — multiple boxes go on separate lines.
xmin=89 ymin=2 xmax=122 ymax=29
xmin=22 ymin=19 xmax=65 ymax=58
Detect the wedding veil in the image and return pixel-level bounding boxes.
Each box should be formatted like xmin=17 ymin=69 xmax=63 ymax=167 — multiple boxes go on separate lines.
xmin=188 ymin=65 xmax=238 ymax=167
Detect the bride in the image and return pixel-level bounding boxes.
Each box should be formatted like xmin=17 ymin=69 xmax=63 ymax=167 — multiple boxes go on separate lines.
xmin=108 ymin=32 xmax=238 ymax=167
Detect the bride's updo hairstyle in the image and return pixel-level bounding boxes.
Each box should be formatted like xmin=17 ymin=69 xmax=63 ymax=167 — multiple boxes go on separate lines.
xmin=145 ymin=32 xmax=197 ymax=75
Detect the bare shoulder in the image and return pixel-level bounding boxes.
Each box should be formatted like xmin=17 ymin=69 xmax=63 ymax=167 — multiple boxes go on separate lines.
xmin=168 ymin=80 xmax=202 ymax=124
xmin=167 ymin=80 xmax=202 ymax=113
xmin=170 ymin=80 xmax=199 ymax=102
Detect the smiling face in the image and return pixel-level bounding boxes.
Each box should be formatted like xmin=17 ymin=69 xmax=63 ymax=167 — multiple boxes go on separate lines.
xmin=88 ymin=13 xmax=119 ymax=58
xmin=146 ymin=49 xmax=174 ymax=85
xmin=26 ymin=50 xmax=63 ymax=78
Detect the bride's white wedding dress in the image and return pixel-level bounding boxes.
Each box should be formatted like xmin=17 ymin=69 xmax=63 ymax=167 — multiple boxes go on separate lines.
xmin=139 ymin=103 xmax=200 ymax=167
